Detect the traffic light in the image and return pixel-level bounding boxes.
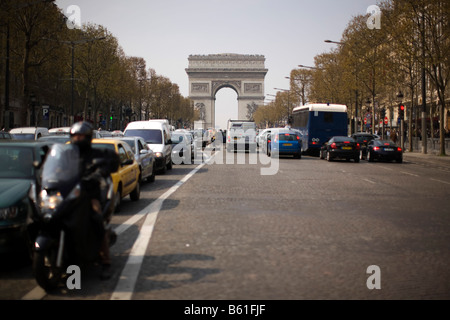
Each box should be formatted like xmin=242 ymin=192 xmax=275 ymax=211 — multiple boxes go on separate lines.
xmin=399 ymin=104 xmax=405 ymax=119
xmin=110 ymin=115 xmax=113 ymax=121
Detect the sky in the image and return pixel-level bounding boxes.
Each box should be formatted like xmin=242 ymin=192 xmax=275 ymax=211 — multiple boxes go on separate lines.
xmin=54 ymin=0 xmax=379 ymax=129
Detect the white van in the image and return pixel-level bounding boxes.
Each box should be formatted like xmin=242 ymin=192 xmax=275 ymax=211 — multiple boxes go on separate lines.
xmin=123 ymin=120 xmax=173 ymax=173
xmin=9 ymin=127 xmax=49 ymax=140
xmin=226 ymin=120 xmax=257 ymax=152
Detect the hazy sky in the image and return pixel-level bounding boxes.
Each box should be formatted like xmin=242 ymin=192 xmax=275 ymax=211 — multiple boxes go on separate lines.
xmin=54 ymin=0 xmax=379 ymax=129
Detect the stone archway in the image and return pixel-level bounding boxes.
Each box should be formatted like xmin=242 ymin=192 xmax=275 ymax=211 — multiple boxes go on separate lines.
xmin=186 ymin=54 xmax=268 ymax=129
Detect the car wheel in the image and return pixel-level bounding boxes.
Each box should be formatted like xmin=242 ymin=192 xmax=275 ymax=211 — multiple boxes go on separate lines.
xmin=319 ymin=150 xmax=324 ymax=159
xmin=326 ymin=151 xmax=333 ymax=161
xmin=167 ymin=157 xmax=173 ymax=170
xmin=359 ymin=150 xmax=364 ymax=160
xmin=368 ymin=151 xmax=374 ymax=162
xmin=354 ymin=157 xmax=360 ymax=163
xmin=130 ymin=181 xmax=140 ymax=201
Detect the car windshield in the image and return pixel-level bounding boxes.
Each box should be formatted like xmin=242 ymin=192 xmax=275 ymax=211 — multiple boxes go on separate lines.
xmin=11 ymin=133 xmax=35 ymax=140
xmin=0 ymin=146 xmax=35 ymax=178
xmin=120 ymin=139 xmax=136 ymax=153
xmin=333 ymin=136 xmax=355 ymax=143
xmin=277 ymin=133 xmax=298 ymax=141
xmin=124 ymin=129 xmax=162 ymax=144
xmin=374 ymin=140 xmax=397 ymax=147
xmin=354 ymin=135 xmax=374 ymax=143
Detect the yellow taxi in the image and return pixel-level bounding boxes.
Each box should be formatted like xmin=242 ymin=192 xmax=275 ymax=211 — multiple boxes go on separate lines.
xmin=91 ymin=138 xmax=140 ymax=212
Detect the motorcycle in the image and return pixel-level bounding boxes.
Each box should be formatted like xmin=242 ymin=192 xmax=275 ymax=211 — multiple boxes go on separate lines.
xmin=32 ymin=143 xmax=117 ymax=292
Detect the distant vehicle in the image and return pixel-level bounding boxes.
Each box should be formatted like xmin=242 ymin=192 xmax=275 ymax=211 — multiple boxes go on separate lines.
xmin=9 ymin=127 xmax=49 ymax=140
xmin=266 ymin=129 xmax=302 ymax=159
xmin=351 ymin=132 xmax=378 ymax=160
xmin=0 ymin=141 xmax=52 ymax=261
xmin=48 ymin=127 xmax=71 ymax=135
xmin=123 ymin=120 xmax=173 ymax=173
xmin=366 ymin=139 xmax=403 ymax=163
xmin=170 ymin=131 xmax=193 ymax=164
xmin=319 ymin=136 xmax=360 ymax=162
xmin=226 ymin=120 xmax=257 ymax=153
xmin=291 ymin=104 xmax=348 ymax=156
xmin=110 ymin=136 xmax=156 ymax=183
xmin=256 ymin=128 xmax=271 ymax=147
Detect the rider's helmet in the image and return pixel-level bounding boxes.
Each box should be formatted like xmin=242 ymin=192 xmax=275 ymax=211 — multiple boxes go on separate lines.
xmin=70 ymin=121 xmax=93 ymax=152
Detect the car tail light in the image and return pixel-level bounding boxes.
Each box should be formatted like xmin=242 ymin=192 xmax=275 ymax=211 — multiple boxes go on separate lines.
xmin=373 ymin=146 xmax=380 ymax=151
xmin=330 ymin=142 xmax=337 ymax=149
xmin=296 ymin=136 xmax=300 ymax=140
xmin=397 ymin=147 xmax=402 ymax=152
xmin=384 ymin=143 xmax=390 ymax=146
xmin=344 ymin=141 xmax=350 ymax=143
xmin=356 ymin=143 xmax=360 ymax=150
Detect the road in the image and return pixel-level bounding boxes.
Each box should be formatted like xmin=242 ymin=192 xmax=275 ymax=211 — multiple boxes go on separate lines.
xmin=1 ymin=146 xmax=450 ymax=303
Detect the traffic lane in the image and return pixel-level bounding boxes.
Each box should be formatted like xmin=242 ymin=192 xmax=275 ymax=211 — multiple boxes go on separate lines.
xmin=34 ymin=163 xmax=201 ymax=300
xmin=131 ymin=155 xmax=450 ymax=299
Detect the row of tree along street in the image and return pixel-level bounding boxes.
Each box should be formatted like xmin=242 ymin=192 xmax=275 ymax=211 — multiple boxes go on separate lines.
xmin=0 ymin=0 xmax=196 ymax=131
xmin=254 ymin=0 xmax=449 ymax=156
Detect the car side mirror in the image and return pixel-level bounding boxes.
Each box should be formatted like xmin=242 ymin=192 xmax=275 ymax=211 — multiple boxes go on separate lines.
xmin=140 ymin=149 xmax=148 ymax=155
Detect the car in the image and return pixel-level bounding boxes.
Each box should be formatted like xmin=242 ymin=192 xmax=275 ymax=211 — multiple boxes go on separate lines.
xmin=256 ymin=128 xmax=271 ymax=147
xmin=0 ymin=141 xmax=52 ymax=262
xmin=351 ymin=132 xmax=378 ymax=160
xmin=366 ymin=139 xmax=403 ymax=163
xmin=9 ymin=127 xmax=49 ymax=140
xmin=109 ymin=136 xmax=156 ymax=183
xmin=319 ymin=136 xmax=360 ymax=162
xmin=266 ymin=129 xmax=302 ymax=159
xmin=123 ymin=120 xmax=173 ymax=174
xmin=170 ymin=131 xmax=193 ymax=164
xmin=0 ymin=131 xmax=12 ymax=140
xmin=91 ymin=138 xmax=141 ymax=212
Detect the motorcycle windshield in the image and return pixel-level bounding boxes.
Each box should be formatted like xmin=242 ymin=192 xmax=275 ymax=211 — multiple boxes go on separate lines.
xmin=41 ymin=144 xmax=81 ymax=197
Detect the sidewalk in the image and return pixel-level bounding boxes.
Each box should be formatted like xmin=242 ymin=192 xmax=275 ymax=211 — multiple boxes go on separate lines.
xmin=402 ymin=149 xmax=450 ymax=167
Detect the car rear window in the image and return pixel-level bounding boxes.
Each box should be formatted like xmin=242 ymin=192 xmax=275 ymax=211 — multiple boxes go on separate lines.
xmin=278 ymin=133 xmax=298 ymax=141
xmin=124 ymin=129 xmax=162 ymax=144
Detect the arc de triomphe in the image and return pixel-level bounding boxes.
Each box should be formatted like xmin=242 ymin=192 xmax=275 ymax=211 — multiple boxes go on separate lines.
xmin=185 ymin=54 xmax=268 ymax=129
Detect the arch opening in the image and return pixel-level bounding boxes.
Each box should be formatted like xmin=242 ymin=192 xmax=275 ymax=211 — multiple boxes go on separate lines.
xmin=215 ymin=87 xmax=238 ymax=130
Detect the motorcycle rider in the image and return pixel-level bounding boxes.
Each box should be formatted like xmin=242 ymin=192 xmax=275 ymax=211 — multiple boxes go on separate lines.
xmin=69 ymin=121 xmax=120 ymax=280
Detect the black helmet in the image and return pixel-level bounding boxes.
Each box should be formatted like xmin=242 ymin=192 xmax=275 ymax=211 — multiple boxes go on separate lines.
xmin=70 ymin=121 xmax=93 ymax=151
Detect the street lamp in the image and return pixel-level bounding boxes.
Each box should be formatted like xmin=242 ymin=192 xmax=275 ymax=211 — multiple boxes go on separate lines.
xmin=298 ymin=64 xmax=319 ymax=70
xmin=397 ymin=91 xmax=404 ymax=150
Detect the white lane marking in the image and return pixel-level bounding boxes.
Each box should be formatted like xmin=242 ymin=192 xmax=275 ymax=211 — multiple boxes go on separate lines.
xmin=401 ymin=171 xmax=419 ymax=177
xmin=363 ymin=178 xmax=376 ymax=184
xmin=430 ymin=178 xmax=450 ymax=185
xmin=21 ymin=286 xmax=46 ymax=300
xmin=110 ymin=161 xmax=206 ymax=300
xmin=377 ymin=165 xmax=393 ymax=171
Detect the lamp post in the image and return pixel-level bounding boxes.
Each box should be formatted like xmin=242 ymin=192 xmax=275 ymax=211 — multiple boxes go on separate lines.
xmin=397 ymin=91 xmax=404 ymax=151
xmin=324 ymin=39 xmax=359 ymax=134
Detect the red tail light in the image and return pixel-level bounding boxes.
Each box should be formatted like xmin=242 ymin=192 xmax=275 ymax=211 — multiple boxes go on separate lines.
xmin=331 ymin=142 xmax=337 ymax=149
xmin=344 ymin=141 xmax=350 ymax=143
xmin=373 ymin=147 xmax=380 ymax=151
xmin=296 ymin=136 xmax=300 ymax=140
xmin=356 ymin=143 xmax=360 ymax=150
xmin=397 ymin=147 xmax=402 ymax=152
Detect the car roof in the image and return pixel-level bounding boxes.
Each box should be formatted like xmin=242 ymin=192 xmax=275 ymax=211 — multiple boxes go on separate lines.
xmin=0 ymin=140 xmax=50 ymax=148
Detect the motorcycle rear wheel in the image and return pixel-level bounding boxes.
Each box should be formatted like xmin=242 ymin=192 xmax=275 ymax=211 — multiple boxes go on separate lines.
xmin=33 ymin=248 xmax=64 ymax=293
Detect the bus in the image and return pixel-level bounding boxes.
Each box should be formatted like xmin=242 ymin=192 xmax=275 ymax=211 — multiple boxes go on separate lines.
xmin=291 ymin=103 xmax=348 ymax=156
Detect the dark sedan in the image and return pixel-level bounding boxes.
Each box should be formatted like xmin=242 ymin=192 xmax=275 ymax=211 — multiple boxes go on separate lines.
xmin=320 ymin=136 xmax=360 ymax=162
xmin=0 ymin=141 xmax=51 ymax=262
xmin=351 ymin=132 xmax=378 ymax=160
xmin=366 ymin=139 xmax=403 ymax=163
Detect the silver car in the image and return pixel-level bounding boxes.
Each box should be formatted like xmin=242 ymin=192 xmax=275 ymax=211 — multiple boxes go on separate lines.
xmin=110 ymin=136 xmax=156 ymax=183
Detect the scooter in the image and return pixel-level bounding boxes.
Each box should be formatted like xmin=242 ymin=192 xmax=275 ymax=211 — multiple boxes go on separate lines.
xmin=32 ymin=143 xmax=116 ymax=292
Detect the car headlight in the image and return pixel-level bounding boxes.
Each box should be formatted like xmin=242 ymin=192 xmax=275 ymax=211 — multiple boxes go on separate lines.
xmin=155 ymin=152 xmax=163 ymax=158
xmin=0 ymin=207 xmax=19 ymax=220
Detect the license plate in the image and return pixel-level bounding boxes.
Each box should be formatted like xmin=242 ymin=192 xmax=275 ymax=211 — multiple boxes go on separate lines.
xmin=342 ymin=146 xmax=352 ymax=150
xmin=283 ymin=143 xmax=292 ymax=146
xmin=384 ymin=148 xmax=394 ymax=151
